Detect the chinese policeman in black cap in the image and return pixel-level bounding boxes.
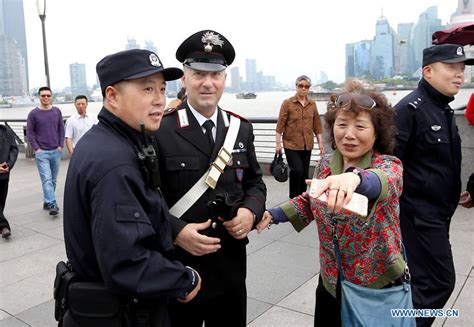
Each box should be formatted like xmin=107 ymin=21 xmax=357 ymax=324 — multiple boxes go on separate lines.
xmin=155 ymin=30 xmax=266 ymax=327
xmin=394 ymin=43 xmax=473 ymax=326
xmin=62 ymin=49 xmax=201 ymax=327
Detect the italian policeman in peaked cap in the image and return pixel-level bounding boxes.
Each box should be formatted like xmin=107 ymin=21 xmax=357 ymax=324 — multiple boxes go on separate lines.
xmin=394 ymin=43 xmax=473 ymax=326
xmin=63 ymin=49 xmax=201 ymax=327
xmin=154 ymin=30 xmax=266 ymax=327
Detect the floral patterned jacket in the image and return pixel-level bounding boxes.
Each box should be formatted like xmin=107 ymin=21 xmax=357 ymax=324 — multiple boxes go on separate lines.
xmin=278 ymin=150 xmax=404 ymax=297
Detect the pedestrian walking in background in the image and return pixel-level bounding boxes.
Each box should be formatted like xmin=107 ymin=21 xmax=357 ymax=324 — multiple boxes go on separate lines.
xmin=0 ymin=124 xmax=18 ymax=239
xmin=276 ymin=75 xmax=324 ymax=198
xmin=26 ymin=87 xmax=65 ymax=216
xmin=65 ymin=95 xmax=98 ymax=155
xmin=166 ymin=86 xmax=186 ymax=112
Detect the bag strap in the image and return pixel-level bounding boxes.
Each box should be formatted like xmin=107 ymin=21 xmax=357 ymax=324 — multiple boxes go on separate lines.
xmin=330 ymin=214 xmax=346 ymax=281
xmin=169 ymin=114 xmax=241 ymax=218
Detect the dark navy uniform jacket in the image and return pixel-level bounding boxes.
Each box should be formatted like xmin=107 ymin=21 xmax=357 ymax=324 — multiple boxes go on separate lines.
xmin=64 ymin=108 xmax=194 ymax=300
xmin=154 ymin=103 xmax=266 ymax=299
xmin=394 ymin=78 xmax=462 ymax=218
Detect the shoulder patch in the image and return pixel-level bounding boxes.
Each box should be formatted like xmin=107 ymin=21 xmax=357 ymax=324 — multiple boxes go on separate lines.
xmin=222 ymin=109 xmax=250 ymax=123
xmin=401 ymin=92 xmax=424 ymax=111
xmin=164 ymin=107 xmax=177 ymax=116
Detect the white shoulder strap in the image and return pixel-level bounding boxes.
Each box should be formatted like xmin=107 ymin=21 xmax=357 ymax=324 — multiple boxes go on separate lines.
xmin=169 ymin=113 xmax=241 ymax=218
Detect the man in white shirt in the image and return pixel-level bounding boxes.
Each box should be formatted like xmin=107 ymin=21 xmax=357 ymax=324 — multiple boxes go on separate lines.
xmin=65 ymin=95 xmax=98 ymax=154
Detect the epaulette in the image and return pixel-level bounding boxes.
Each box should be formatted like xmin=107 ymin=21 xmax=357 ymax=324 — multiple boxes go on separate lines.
xmin=222 ymin=109 xmax=250 ymax=123
xmin=164 ymin=107 xmax=177 ymax=116
xmin=406 ymin=94 xmax=423 ymax=111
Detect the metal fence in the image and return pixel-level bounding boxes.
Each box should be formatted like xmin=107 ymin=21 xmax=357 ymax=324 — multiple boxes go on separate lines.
xmin=1 ymin=117 xmax=321 ymax=163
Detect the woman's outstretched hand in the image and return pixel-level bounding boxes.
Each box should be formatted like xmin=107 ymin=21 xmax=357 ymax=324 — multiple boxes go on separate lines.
xmin=308 ymin=173 xmax=361 ymax=213
xmin=256 ymin=211 xmax=273 ymax=234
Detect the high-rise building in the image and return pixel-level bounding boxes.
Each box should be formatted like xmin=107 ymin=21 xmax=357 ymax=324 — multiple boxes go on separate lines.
xmin=0 ymin=34 xmax=27 ymax=96
xmin=450 ymin=0 xmax=474 ymax=83
xmin=70 ymin=63 xmax=88 ymax=96
xmin=0 ymin=0 xmax=28 ymax=93
xmin=245 ymin=59 xmax=257 ymax=91
xmin=345 ymin=43 xmax=356 ymax=79
xmin=371 ymin=15 xmax=395 ymax=80
xmin=412 ymin=6 xmax=443 ymax=72
xmin=354 ymin=41 xmax=372 ymax=78
xmin=319 ymin=71 xmax=328 ymax=84
xmin=144 ymin=40 xmax=157 ymax=53
xmin=450 ymin=0 xmax=474 ymax=24
xmin=126 ymin=38 xmax=140 ymax=50
xmin=395 ymin=23 xmax=414 ymax=76
xmin=230 ymin=67 xmax=241 ymax=92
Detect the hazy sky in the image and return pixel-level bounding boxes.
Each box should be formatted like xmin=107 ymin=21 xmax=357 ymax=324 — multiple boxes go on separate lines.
xmin=23 ymin=0 xmax=458 ymax=90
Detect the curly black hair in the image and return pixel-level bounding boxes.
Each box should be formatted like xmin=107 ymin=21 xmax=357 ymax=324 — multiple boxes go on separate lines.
xmin=324 ymin=80 xmax=396 ymax=155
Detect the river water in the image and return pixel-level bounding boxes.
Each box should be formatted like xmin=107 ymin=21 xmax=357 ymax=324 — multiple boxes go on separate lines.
xmin=1 ymin=89 xmax=472 ymax=120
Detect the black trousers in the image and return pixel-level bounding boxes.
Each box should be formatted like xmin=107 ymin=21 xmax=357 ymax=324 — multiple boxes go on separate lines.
xmin=168 ymin=288 xmax=247 ymax=327
xmin=399 ymin=209 xmax=455 ymax=327
xmin=0 ymin=179 xmax=10 ymax=229
xmin=314 ymin=276 xmax=341 ymax=327
xmin=284 ymin=148 xmax=311 ymax=198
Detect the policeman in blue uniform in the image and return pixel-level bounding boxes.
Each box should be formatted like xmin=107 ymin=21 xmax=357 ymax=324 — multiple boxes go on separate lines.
xmin=63 ymin=49 xmax=201 ymax=326
xmin=394 ymin=44 xmax=474 ymax=326
xmin=154 ymin=30 xmax=266 ymax=327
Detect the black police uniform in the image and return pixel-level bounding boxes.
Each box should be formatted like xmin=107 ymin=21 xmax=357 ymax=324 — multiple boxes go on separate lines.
xmin=394 ymin=78 xmax=461 ymax=326
xmin=155 ymin=103 xmax=266 ymax=327
xmin=63 ymin=108 xmax=196 ymax=326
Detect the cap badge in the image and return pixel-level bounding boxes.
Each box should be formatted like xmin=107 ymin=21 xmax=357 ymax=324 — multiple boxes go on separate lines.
xmin=456 ymin=47 xmax=463 ymax=56
xmin=202 ymin=31 xmax=224 ymax=53
xmin=149 ymin=53 xmax=162 ymax=67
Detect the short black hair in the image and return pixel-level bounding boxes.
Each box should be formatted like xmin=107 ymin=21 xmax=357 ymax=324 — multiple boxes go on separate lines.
xmin=75 ymin=95 xmax=88 ymax=102
xmin=38 ymin=86 xmax=51 ymax=95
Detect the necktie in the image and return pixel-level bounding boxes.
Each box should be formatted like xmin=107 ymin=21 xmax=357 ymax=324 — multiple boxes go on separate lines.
xmin=203 ymin=120 xmax=215 ymax=149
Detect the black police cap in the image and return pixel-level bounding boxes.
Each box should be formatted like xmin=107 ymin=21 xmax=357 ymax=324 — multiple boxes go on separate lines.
xmin=176 ymin=30 xmax=235 ymax=72
xmin=423 ymin=43 xmax=474 ymax=67
xmin=96 ymin=49 xmax=183 ymax=95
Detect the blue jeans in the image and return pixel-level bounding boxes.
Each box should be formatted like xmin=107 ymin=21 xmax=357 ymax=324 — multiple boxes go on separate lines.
xmin=35 ymin=149 xmax=62 ymax=205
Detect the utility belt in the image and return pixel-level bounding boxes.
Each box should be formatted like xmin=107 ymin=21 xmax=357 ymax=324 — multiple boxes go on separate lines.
xmin=54 ymin=261 xmax=168 ymax=327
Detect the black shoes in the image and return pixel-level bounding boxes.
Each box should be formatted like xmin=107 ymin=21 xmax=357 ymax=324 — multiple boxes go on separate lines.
xmin=1 ymin=227 xmax=11 ymax=238
xmin=45 ymin=202 xmax=59 ymax=216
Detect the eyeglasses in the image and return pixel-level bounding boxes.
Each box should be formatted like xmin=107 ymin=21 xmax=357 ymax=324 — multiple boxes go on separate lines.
xmin=297 ymin=84 xmax=310 ymax=89
xmin=332 ymin=93 xmax=376 ymax=110
xmin=40 ymin=94 xmax=52 ymax=98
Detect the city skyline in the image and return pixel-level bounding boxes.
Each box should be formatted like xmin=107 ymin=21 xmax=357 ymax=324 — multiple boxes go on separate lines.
xmin=12 ymin=0 xmax=462 ymax=92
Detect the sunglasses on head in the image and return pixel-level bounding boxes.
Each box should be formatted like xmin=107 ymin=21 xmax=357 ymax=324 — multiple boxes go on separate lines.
xmin=297 ymin=84 xmax=310 ymax=89
xmin=332 ymin=93 xmax=376 ymax=110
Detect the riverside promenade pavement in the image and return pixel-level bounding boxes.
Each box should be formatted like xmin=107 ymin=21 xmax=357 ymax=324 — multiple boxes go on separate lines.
xmin=0 ymin=157 xmax=472 ymax=327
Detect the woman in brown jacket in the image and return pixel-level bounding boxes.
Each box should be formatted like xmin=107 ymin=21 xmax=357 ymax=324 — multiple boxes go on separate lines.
xmin=276 ymin=75 xmax=324 ymax=198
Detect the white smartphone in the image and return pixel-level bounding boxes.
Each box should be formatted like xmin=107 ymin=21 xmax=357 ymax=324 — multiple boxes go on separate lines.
xmin=309 ymin=178 xmax=369 ymax=217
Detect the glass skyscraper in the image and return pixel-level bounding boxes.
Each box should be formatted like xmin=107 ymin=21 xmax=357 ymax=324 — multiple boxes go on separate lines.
xmin=0 ymin=0 xmax=28 ymax=95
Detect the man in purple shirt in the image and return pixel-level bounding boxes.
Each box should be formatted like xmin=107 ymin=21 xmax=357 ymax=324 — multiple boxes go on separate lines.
xmin=27 ymin=86 xmax=65 ymax=216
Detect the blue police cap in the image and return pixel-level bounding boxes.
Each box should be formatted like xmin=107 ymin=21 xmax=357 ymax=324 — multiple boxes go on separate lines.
xmin=423 ymin=44 xmax=474 ymax=67
xmin=96 ymin=49 xmax=183 ymax=95
xmin=176 ymin=30 xmax=235 ymax=72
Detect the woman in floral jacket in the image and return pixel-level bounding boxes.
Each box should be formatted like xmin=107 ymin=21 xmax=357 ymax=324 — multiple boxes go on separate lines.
xmin=258 ymin=81 xmax=404 ymax=326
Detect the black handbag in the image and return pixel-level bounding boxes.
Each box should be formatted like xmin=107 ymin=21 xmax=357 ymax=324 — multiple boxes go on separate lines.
xmin=270 ymin=153 xmax=288 ymax=182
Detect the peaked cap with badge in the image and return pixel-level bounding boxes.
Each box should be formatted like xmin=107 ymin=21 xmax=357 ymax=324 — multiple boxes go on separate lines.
xmin=96 ymin=49 xmax=183 ymax=95
xmin=176 ymin=30 xmax=235 ymax=72
xmin=422 ymin=43 xmax=474 ymax=67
